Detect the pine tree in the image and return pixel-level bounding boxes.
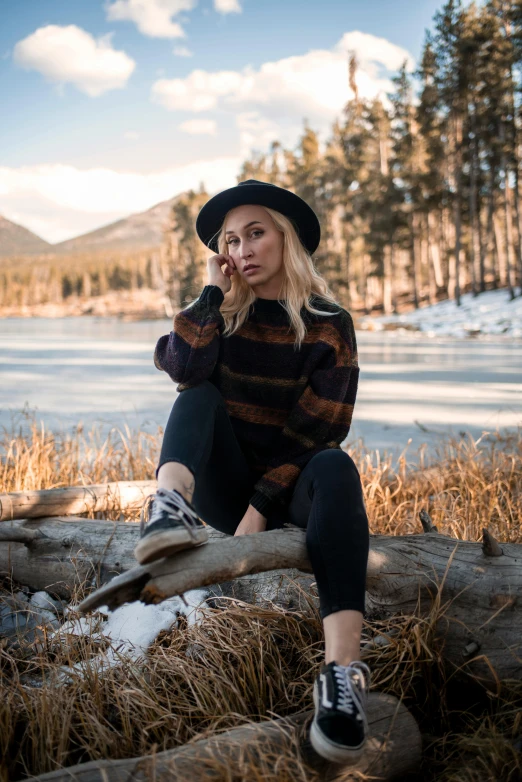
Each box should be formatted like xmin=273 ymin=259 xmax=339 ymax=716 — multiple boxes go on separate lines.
xmin=164 ymin=189 xmax=210 ymax=308
xmin=433 ymin=0 xmax=468 ymax=305
xmin=416 ymin=35 xmax=448 ymax=300
xmin=390 ymin=62 xmax=422 ymax=309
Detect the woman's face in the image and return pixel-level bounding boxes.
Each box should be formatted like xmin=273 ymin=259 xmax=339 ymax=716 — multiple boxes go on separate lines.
xmin=224 ymin=204 xmax=285 ymax=298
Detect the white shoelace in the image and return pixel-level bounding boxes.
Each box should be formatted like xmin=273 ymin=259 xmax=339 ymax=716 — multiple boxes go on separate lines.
xmin=140 ymin=487 xmax=201 ymax=542
xmin=333 ymin=661 xmax=370 ymax=731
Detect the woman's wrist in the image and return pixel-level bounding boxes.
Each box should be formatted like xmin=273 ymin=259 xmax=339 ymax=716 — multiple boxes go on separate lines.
xmin=247 ymin=504 xmax=267 ymax=523
xmin=234 ymin=506 xmax=267 ymax=536
xmin=206 ymin=281 xmax=227 ymax=296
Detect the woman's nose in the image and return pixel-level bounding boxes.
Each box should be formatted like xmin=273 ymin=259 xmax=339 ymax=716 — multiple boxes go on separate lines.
xmin=240 ymin=243 xmax=253 ymax=259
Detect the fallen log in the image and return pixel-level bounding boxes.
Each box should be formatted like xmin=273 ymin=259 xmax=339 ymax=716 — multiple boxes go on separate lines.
xmin=0 ymin=481 xmax=156 ymax=522
xmin=0 ymin=520 xmax=312 ymax=605
xmin=77 ymin=526 xmax=522 ymax=685
xmin=0 ymin=517 xmax=141 ymax=597
xmin=25 ymin=693 xmax=421 ymax=782
xmin=2 ymin=517 xmax=521 ymax=684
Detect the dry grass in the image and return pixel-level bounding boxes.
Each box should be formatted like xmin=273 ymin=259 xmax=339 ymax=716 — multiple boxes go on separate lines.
xmin=1 ymin=408 xmax=159 ymax=520
xmin=2 ymin=589 xmax=521 ymax=782
xmin=1 ymin=414 xmax=522 ymax=781
xmin=2 ymin=409 xmax=521 ymax=539
xmin=353 ymin=427 xmax=522 ymax=543
xmin=1 ymin=596 xmax=325 ymax=781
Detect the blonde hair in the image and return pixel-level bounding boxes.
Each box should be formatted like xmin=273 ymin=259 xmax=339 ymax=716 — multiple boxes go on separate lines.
xmin=210 ymin=205 xmax=341 ymax=350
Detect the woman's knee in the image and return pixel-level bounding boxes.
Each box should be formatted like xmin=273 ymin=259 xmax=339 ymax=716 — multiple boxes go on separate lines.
xmin=175 ymin=379 xmax=224 ymax=408
xmin=309 ymin=448 xmax=360 ymax=483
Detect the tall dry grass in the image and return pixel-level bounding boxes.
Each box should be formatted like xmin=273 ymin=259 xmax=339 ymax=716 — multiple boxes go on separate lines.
xmin=1 ymin=414 xmax=521 ymax=780
xmin=352 ymin=427 xmax=522 ymax=543
xmin=2 ymin=409 xmax=521 ymax=541
xmin=1 ymin=409 xmax=159 ymax=521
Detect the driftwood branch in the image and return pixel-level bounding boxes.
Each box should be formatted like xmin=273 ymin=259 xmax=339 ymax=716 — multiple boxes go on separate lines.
xmin=419 ymin=509 xmax=438 ymax=533
xmin=482 ymin=528 xmax=503 ymax=557
xmin=0 ymin=481 xmax=156 ymax=522
xmin=26 ymin=693 xmax=421 ymax=782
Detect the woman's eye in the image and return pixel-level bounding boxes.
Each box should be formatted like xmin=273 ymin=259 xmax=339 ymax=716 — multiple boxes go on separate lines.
xmin=226 ymin=231 xmax=263 ymax=245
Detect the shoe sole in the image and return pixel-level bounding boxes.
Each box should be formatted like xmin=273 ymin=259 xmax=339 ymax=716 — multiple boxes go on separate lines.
xmin=134 ymin=527 xmax=209 ymax=565
xmin=309 ymin=682 xmax=366 ymax=764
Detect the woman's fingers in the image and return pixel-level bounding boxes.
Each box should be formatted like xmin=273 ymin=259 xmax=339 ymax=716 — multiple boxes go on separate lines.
xmin=210 ymin=253 xmax=235 ymax=271
xmin=206 ymin=253 xmax=235 ymax=291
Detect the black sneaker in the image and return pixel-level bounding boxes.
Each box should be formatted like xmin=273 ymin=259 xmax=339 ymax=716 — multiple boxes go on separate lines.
xmin=310 ymin=660 xmax=370 ymax=764
xmin=134 ymin=487 xmax=208 ymax=565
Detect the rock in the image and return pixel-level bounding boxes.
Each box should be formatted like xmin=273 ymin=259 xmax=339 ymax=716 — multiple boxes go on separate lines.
xmin=0 ymin=591 xmax=60 ymax=648
xmin=30 ymin=591 xmax=65 ymax=616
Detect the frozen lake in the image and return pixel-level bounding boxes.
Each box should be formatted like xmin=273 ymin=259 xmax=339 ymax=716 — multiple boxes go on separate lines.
xmin=1 ymin=317 xmax=521 ymax=467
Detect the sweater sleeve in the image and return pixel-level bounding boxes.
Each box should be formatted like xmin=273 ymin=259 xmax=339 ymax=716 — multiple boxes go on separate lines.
xmin=153 ymin=284 xmax=225 ymax=391
xmin=248 ymin=311 xmax=359 ymax=517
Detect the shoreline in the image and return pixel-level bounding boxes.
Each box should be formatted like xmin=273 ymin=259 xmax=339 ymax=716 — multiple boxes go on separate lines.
xmin=2 ymin=286 xmax=522 ymax=340
xmin=0 ymin=288 xmax=173 ymax=322
xmin=1 ymin=312 xmax=521 ymax=342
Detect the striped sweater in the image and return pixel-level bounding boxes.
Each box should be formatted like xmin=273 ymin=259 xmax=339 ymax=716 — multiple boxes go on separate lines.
xmin=154 ymin=284 xmax=359 ymax=518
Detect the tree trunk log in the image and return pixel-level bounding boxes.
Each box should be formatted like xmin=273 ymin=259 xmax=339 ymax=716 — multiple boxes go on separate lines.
xmin=2 ymin=520 xmax=521 ymax=685
xmin=77 ymin=527 xmax=522 ymax=686
xmin=0 ymin=517 xmax=141 ymax=597
xmin=0 ymin=481 xmax=156 ymax=522
xmin=25 ymin=694 xmax=421 ymax=782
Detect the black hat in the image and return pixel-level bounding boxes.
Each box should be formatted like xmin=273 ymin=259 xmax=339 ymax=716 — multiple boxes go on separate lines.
xmin=195 ymin=179 xmax=321 ymax=255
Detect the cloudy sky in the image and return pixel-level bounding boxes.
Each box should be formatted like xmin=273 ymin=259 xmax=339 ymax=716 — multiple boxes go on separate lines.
xmin=1 ymin=0 xmax=445 ymax=244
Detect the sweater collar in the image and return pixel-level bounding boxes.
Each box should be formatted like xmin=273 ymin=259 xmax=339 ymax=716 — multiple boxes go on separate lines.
xmin=252 ymin=297 xmax=287 ymax=315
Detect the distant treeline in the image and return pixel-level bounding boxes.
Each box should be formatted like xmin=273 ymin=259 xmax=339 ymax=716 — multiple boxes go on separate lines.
xmin=0 ymin=251 xmax=169 ymax=309
xmin=2 ymin=0 xmax=522 ymax=315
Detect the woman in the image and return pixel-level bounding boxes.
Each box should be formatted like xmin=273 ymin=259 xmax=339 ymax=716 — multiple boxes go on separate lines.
xmin=135 ymin=179 xmax=371 ymax=765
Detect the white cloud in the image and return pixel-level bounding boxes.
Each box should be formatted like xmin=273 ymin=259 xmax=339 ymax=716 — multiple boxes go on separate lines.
xmin=3 ymin=29 xmax=417 ymax=246
xmin=105 ymin=0 xmax=197 ymax=38
xmin=173 ymin=45 xmax=193 ymax=57
xmin=124 ymin=131 xmax=140 ymax=139
xmin=151 ymin=31 xmax=415 ymax=131
xmin=214 ymin=0 xmax=242 ymax=13
xmin=235 ymin=111 xmax=298 ymax=159
xmin=0 ymin=158 xmax=241 ymax=243
xmin=13 ymin=25 xmax=136 ymax=97
xmin=152 ymin=70 xmax=243 ymax=112
xmin=178 ymin=119 xmax=217 ymax=135
xmin=334 ymin=31 xmax=415 ymax=73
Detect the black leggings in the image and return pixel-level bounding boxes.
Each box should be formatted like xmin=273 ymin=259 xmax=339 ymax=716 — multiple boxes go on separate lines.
xmin=156 ymin=381 xmax=369 ymax=619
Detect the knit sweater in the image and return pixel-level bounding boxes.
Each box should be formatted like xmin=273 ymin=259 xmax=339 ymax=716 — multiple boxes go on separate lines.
xmin=154 ymin=284 xmax=359 ymax=518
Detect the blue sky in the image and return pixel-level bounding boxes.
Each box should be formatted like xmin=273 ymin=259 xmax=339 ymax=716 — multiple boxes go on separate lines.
xmin=1 ymin=0 xmax=447 ymax=244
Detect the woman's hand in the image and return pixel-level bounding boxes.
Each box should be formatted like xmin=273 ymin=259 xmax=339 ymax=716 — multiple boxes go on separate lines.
xmin=234 ymin=504 xmax=267 ymax=536
xmin=207 ymin=253 xmax=236 ymax=295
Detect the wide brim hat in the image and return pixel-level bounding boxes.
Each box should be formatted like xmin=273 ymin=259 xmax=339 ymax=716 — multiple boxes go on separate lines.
xmin=195 ymin=179 xmax=321 ymax=255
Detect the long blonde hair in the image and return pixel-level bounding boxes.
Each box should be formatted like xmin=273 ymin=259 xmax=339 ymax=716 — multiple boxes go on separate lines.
xmin=211 ymin=205 xmax=341 ymax=350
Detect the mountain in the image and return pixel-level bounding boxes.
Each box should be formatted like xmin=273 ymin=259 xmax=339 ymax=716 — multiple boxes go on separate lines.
xmin=0 ymin=194 xmax=184 ymax=258
xmin=0 ymin=215 xmax=52 ymax=258
xmin=51 ymin=196 xmax=181 ymax=254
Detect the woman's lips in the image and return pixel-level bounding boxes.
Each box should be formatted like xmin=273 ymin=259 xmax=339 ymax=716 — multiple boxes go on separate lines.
xmin=244 ymin=266 xmax=260 ymax=275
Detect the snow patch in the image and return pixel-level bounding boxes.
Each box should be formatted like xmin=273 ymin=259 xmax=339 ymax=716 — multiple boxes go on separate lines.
xmin=56 ymin=589 xmax=209 ymax=680
xmin=359 ymin=288 xmax=522 ymax=339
